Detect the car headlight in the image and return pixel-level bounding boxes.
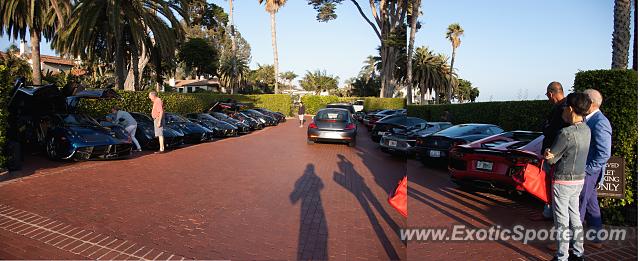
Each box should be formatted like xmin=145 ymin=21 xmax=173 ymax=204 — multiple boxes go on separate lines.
xmin=259 ymin=118 xmax=266 ymax=123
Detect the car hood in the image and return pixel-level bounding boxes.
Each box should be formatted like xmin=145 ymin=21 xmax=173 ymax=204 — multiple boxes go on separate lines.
xmin=66 ymin=125 xmax=127 ymax=144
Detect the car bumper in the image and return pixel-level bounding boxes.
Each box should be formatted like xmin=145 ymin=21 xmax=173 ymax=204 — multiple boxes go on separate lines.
xmin=379 ymin=137 xmax=414 ymax=154
xmin=71 ymin=143 xmax=132 ymax=160
xmin=308 ymin=129 xmax=356 ymax=142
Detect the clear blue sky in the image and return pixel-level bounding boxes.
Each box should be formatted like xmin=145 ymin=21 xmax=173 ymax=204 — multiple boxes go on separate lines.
xmin=0 ymin=0 xmax=634 ymax=101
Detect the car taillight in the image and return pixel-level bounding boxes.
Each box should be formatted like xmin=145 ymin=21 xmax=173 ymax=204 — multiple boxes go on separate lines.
xmin=511 ymin=156 xmax=539 ymax=165
xmin=309 ymin=122 xmax=318 ymax=129
xmin=345 ymin=123 xmax=356 ymax=130
xmin=416 ymin=138 xmax=423 ymax=145
xmin=449 ymin=148 xmax=464 ymax=159
xmin=451 ymin=140 xmax=466 ymax=147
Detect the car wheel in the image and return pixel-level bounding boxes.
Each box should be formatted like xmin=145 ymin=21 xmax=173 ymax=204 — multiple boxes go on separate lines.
xmin=45 ymin=136 xmax=62 ymax=160
xmin=307 ymin=139 xmax=315 ymax=145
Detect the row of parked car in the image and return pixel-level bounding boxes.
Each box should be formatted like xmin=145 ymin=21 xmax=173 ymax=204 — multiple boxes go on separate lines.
xmin=5 ymin=80 xmax=285 ymax=169
xmin=360 ymin=108 xmax=546 ymax=194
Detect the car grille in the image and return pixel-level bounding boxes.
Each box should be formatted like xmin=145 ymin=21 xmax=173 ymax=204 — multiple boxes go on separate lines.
xmin=75 ymin=144 xmax=132 ymax=160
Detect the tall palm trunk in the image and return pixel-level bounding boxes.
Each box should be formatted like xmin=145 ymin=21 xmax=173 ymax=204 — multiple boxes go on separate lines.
xmin=448 ymin=48 xmax=456 ymax=102
xmin=229 ymin=0 xmax=236 ymax=54
xmin=634 ymin=0 xmax=638 ymax=71
xmin=612 ymin=0 xmax=631 ymax=69
xmin=114 ymin=30 xmax=126 ymax=90
xmin=406 ymin=0 xmax=420 ymax=104
xmin=30 ymin=30 xmax=42 ymax=85
xmin=270 ymin=11 xmax=280 ymax=94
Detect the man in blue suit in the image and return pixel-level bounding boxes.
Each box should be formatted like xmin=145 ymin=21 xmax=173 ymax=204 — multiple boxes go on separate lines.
xmin=581 ymin=89 xmax=612 ymax=248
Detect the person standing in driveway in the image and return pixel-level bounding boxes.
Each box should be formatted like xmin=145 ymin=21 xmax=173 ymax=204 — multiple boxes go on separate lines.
xmin=544 ymin=92 xmax=592 ymax=261
xmin=580 ymin=89 xmax=612 ymax=248
xmin=112 ymin=106 xmax=141 ymax=152
xmin=298 ymin=102 xmax=306 ymax=128
xmin=149 ymin=91 xmax=165 ymax=153
xmin=532 ymin=81 xmax=569 ymax=222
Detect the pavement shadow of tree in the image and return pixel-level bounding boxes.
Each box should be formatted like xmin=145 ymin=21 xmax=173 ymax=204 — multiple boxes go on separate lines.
xmin=333 ymin=154 xmax=402 ymax=260
xmin=290 ymin=164 xmax=328 ymax=260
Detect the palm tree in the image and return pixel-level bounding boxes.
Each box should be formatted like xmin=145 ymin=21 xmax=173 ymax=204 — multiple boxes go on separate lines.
xmin=220 ymin=54 xmax=249 ymax=94
xmin=612 ymin=0 xmax=631 ymax=69
xmin=258 ymin=0 xmax=287 ymax=94
xmin=0 ymin=0 xmax=71 ymax=85
xmin=53 ymin=0 xmax=186 ymax=90
xmin=360 ymin=55 xmax=380 ymax=83
xmin=280 ymin=71 xmax=298 ymax=90
xmin=445 ymin=23 xmax=464 ymax=102
xmin=412 ymin=46 xmax=456 ymax=104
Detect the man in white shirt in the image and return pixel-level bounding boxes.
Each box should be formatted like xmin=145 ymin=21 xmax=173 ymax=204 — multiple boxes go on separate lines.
xmin=112 ymin=106 xmax=142 ymax=151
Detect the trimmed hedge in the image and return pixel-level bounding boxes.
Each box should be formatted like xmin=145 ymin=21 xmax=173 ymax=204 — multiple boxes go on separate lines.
xmin=573 ymin=69 xmax=638 ymax=225
xmin=0 ymin=66 xmax=10 ymax=169
xmin=408 ymin=100 xmax=550 ymax=131
xmin=78 ymin=91 xmax=292 ymax=118
xmin=300 ymin=95 xmax=405 ymax=114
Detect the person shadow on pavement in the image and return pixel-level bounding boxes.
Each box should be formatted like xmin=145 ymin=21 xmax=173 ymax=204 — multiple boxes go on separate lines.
xmin=290 ymin=164 xmax=328 ymax=260
xmin=333 ymin=154 xmax=402 ymax=260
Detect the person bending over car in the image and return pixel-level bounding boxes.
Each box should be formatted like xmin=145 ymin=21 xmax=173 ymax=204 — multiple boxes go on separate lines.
xmin=543 ymin=92 xmax=592 ymax=261
xmin=111 ymin=106 xmax=141 ymax=152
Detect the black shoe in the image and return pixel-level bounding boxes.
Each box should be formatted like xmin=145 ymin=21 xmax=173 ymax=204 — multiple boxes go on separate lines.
xmin=569 ymin=252 xmax=585 ymax=261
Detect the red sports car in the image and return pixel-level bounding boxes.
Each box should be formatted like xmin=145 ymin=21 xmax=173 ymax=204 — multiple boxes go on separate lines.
xmin=448 ymin=131 xmax=544 ymax=192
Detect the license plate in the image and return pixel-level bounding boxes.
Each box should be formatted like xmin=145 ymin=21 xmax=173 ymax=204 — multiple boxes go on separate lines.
xmin=476 ymin=161 xmax=494 ymax=171
xmin=388 ymin=140 xmax=397 ymax=147
xmin=324 ymin=132 xmax=342 ymax=138
xmin=378 ymin=131 xmax=388 ymax=136
xmin=429 ymin=150 xmax=441 ymax=157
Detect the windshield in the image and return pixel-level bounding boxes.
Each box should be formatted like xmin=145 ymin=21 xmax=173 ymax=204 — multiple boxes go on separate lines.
xmin=316 ymin=109 xmax=349 ymax=122
xmin=168 ymin=114 xmax=189 ymax=123
xmin=436 ymin=125 xmax=487 ymax=136
xmin=58 ymin=114 xmax=100 ymax=126
xmin=198 ymin=114 xmax=216 ymax=121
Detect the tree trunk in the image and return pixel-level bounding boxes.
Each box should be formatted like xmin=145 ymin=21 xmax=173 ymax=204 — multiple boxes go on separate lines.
xmin=153 ymin=46 xmax=162 ymax=92
xmin=634 ymin=0 xmax=638 ymax=71
xmin=114 ymin=30 xmax=126 ymax=90
xmin=379 ymin=46 xmax=388 ymax=98
xmin=406 ymin=0 xmax=420 ymax=104
xmin=270 ymin=11 xmax=280 ymax=94
xmin=229 ymin=0 xmax=236 ymax=54
xmin=612 ymin=0 xmax=631 ymax=69
xmin=448 ymin=47 xmax=456 ymax=102
xmin=30 ymin=31 xmax=42 ymax=85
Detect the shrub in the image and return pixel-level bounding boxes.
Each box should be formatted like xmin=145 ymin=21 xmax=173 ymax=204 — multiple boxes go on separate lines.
xmin=78 ymin=91 xmax=292 ymax=118
xmin=573 ymin=69 xmax=638 ymax=225
xmin=364 ymin=97 xmax=405 ymax=111
xmin=300 ymin=95 xmax=405 ymax=114
xmin=408 ymin=100 xmax=550 ymax=131
xmin=0 ymin=65 xmax=10 ymax=168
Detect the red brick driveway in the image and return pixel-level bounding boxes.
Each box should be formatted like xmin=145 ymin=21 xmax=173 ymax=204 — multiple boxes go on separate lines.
xmin=0 ymin=118 xmax=406 ymax=260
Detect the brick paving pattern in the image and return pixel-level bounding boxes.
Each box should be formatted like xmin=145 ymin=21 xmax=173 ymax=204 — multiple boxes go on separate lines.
xmin=0 ymin=118 xmax=406 ymax=260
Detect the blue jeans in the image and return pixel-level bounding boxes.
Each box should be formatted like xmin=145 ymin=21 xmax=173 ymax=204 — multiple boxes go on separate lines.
xmin=542 ymin=161 xmax=553 ymax=218
xmin=552 ymin=182 xmax=584 ymax=260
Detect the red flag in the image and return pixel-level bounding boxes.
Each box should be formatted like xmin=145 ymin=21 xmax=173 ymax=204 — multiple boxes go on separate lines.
xmin=388 ymin=176 xmax=407 ymax=218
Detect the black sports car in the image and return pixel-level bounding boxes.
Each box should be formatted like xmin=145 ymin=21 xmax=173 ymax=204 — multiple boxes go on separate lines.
xmin=229 ymin=112 xmax=264 ymax=130
xmin=185 ymin=113 xmax=238 ymax=137
xmin=415 ymin=124 xmax=505 ymax=164
xmin=254 ymin=108 xmax=286 ymax=123
xmin=7 ymin=82 xmax=132 ymax=162
xmin=370 ymin=115 xmax=427 ymax=142
xmin=129 ymin=112 xmax=184 ymax=150
xmin=379 ymin=122 xmax=453 ymax=156
xmin=242 ymin=109 xmax=278 ymax=126
xmin=208 ymin=112 xmax=252 ymax=134
xmin=164 ymin=113 xmax=215 ymax=143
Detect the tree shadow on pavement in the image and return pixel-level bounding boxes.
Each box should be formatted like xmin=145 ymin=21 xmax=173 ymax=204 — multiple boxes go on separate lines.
xmin=290 ymin=164 xmax=328 ymax=260
xmin=333 ymin=154 xmax=402 ymax=260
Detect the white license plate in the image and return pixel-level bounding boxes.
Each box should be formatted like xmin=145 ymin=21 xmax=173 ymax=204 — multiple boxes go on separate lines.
xmin=378 ymin=131 xmax=388 ymax=136
xmin=476 ymin=161 xmax=494 ymax=171
xmin=324 ymin=132 xmax=343 ymax=138
xmin=429 ymin=150 xmax=441 ymax=157
xmin=388 ymin=140 xmax=397 ymax=147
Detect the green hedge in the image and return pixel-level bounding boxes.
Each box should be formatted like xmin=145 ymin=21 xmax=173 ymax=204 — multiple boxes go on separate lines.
xmin=0 ymin=65 xmax=10 ymax=169
xmin=408 ymin=100 xmax=550 ymax=131
xmin=78 ymin=91 xmax=292 ymax=117
xmin=573 ymin=69 xmax=638 ymax=225
xmin=300 ymin=95 xmax=405 ymax=114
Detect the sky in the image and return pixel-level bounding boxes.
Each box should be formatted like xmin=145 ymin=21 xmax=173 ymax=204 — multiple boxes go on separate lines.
xmin=0 ymin=0 xmax=634 ymax=101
